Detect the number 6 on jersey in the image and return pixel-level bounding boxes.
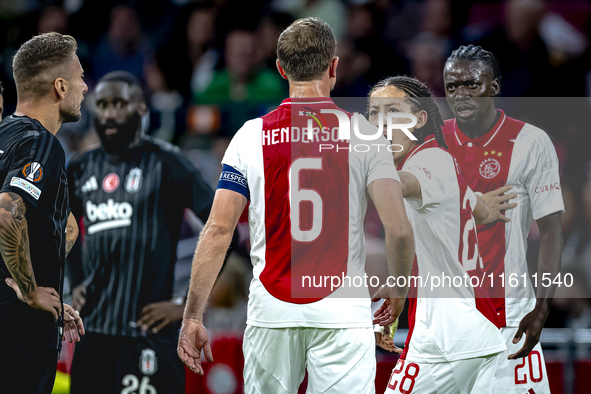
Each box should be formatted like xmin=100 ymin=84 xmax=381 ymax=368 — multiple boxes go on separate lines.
xmin=290 ymin=157 xmax=323 ymax=242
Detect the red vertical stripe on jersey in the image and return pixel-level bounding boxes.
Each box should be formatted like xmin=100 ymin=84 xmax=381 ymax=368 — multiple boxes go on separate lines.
xmin=260 ymin=100 xmax=350 ymax=304
xmin=443 ymin=111 xmax=525 ymax=327
xmin=453 ymin=156 xmax=502 ymax=328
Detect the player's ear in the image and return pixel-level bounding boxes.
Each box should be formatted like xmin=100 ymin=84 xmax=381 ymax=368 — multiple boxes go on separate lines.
xmin=329 ymin=56 xmax=339 ymax=79
xmin=492 ymin=78 xmax=500 ymax=97
xmin=276 ymin=60 xmax=288 ymax=80
xmin=138 ymin=101 xmax=148 ymax=117
xmin=54 ymin=77 xmax=67 ymax=101
xmin=415 ymin=110 xmax=428 ymax=130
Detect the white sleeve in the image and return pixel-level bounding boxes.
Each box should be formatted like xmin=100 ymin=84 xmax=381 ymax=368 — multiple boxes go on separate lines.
xmin=402 ymin=149 xmax=447 ymax=210
xmin=221 ymin=119 xmax=259 ymax=178
xmin=366 ymin=135 xmax=399 ymax=187
xmin=523 ymin=130 xmax=565 ymax=220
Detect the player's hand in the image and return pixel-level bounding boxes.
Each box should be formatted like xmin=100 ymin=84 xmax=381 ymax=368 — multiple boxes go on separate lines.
xmin=508 ymin=307 xmax=546 ymax=360
xmin=375 ymin=330 xmax=403 ymax=354
xmin=177 ymin=318 xmax=213 ymax=375
xmin=62 ymin=303 xmax=85 ymax=343
xmin=71 ymin=284 xmax=86 ymax=312
xmin=372 ymin=286 xmax=406 ymax=326
xmin=5 ymin=278 xmax=61 ymax=321
xmin=480 ymin=185 xmax=518 ymax=225
xmin=137 ymin=300 xmax=184 ymax=334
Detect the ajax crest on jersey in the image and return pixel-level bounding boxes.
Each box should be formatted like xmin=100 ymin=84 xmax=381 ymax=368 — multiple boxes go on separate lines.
xmin=479 ymin=158 xmax=501 ymax=179
xmin=139 ymin=348 xmax=158 ymax=376
xmin=102 ymin=173 xmax=120 ymax=193
xmin=125 ymin=168 xmax=143 ymax=194
xmin=21 ymin=162 xmax=43 ymax=182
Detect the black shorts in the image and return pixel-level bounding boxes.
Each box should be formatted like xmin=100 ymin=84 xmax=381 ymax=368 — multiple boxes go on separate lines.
xmin=0 ymin=337 xmax=58 ymax=394
xmin=70 ymin=327 xmax=185 ymax=394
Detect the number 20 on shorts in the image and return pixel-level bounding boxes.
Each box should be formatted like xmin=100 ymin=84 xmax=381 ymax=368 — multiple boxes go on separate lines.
xmin=388 ymin=359 xmax=420 ymax=394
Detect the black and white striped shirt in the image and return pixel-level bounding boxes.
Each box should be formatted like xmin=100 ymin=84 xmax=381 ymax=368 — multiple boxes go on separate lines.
xmin=67 ymin=137 xmax=214 ymax=337
xmin=0 ymin=115 xmax=69 ymax=349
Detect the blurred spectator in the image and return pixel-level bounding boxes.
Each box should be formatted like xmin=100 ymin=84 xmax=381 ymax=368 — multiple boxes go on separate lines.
xmin=189 ymin=28 xmax=286 ymax=151
xmin=273 ymin=0 xmax=347 ymax=38
xmin=256 ymin=12 xmax=294 ymax=70
xmin=330 ymin=39 xmax=372 ymax=97
xmin=185 ymin=2 xmax=220 ymax=96
xmin=345 ymin=3 xmax=407 ymax=88
xmin=407 ymin=32 xmax=447 ymax=97
xmin=92 ymin=5 xmax=152 ymax=81
xmin=470 ymin=0 xmax=552 ymax=96
xmin=37 ymin=6 xmax=68 ymax=34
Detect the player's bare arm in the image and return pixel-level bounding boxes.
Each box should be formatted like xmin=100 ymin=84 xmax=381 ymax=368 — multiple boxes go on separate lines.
xmin=368 ymin=179 xmax=415 ymax=326
xmin=479 ymin=185 xmax=518 ymax=224
xmin=65 ymin=212 xmax=78 ymax=257
xmin=508 ymin=211 xmax=562 ymax=360
xmin=0 ymin=192 xmax=61 ymax=320
xmin=398 ymin=171 xmax=422 ymax=200
xmin=178 ymin=188 xmax=247 ymax=375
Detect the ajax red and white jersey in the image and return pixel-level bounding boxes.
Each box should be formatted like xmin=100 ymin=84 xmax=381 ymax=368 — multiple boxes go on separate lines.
xmin=220 ymin=97 xmax=400 ymax=329
xmin=398 ymin=139 xmax=505 ymax=363
xmin=444 ymin=110 xmax=565 ymax=327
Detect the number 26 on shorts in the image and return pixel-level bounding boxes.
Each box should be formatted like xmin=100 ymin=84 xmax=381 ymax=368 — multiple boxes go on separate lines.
xmin=387 ymin=359 xmax=420 ymax=394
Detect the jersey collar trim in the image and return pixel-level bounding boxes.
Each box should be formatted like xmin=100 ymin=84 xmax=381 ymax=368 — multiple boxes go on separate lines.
xmin=279 ymin=97 xmax=336 ymax=107
xmin=453 ymin=109 xmax=506 ymax=147
xmin=396 ymin=138 xmax=436 ymax=170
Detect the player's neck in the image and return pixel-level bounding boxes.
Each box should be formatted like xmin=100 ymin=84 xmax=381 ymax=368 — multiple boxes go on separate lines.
xmin=457 ymin=109 xmax=500 ymax=140
xmin=289 ymin=80 xmax=330 ymax=99
xmin=15 ymin=99 xmax=61 ymax=135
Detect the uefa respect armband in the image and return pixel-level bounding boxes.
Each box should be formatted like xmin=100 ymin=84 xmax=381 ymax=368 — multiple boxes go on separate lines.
xmin=218 ymin=164 xmax=248 ymax=198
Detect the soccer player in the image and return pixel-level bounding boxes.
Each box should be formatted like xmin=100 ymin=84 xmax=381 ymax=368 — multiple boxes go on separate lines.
xmin=178 ymin=17 xmax=415 ymax=393
xmin=67 ymin=71 xmax=214 ymax=393
xmin=0 ymin=81 xmax=4 ymax=120
xmin=0 ymin=32 xmax=86 ymax=394
xmin=369 ymin=76 xmax=506 ymax=393
xmin=442 ymin=45 xmax=564 ymax=393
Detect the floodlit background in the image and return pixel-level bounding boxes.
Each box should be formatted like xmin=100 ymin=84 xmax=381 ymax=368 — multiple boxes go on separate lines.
xmin=0 ymin=0 xmax=590 ymax=393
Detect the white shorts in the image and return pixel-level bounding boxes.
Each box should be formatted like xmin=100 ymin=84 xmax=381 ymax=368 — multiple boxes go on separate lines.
xmin=242 ymin=325 xmax=376 ymax=394
xmin=492 ymin=326 xmax=550 ymax=393
xmin=384 ymin=353 xmax=500 ymax=394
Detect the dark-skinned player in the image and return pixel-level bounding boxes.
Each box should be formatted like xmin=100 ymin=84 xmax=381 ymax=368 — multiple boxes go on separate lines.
xmin=442 ymin=45 xmax=563 ymax=394
xmin=67 ymin=71 xmax=214 ymax=393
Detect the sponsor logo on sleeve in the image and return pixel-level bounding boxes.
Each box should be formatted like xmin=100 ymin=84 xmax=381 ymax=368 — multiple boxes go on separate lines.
xmin=102 ymin=173 xmax=120 ymax=193
xmin=219 ymin=170 xmax=247 ymax=187
xmin=10 ymin=177 xmax=41 ymax=200
xmin=534 ymin=182 xmax=561 ymax=193
xmin=21 ymin=162 xmax=43 ymax=182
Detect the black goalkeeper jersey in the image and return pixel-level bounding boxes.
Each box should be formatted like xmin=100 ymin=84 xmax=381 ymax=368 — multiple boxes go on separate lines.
xmin=0 ymin=115 xmax=69 ymax=349
xmin=67 ymin=136 xmax=214 ymax=337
